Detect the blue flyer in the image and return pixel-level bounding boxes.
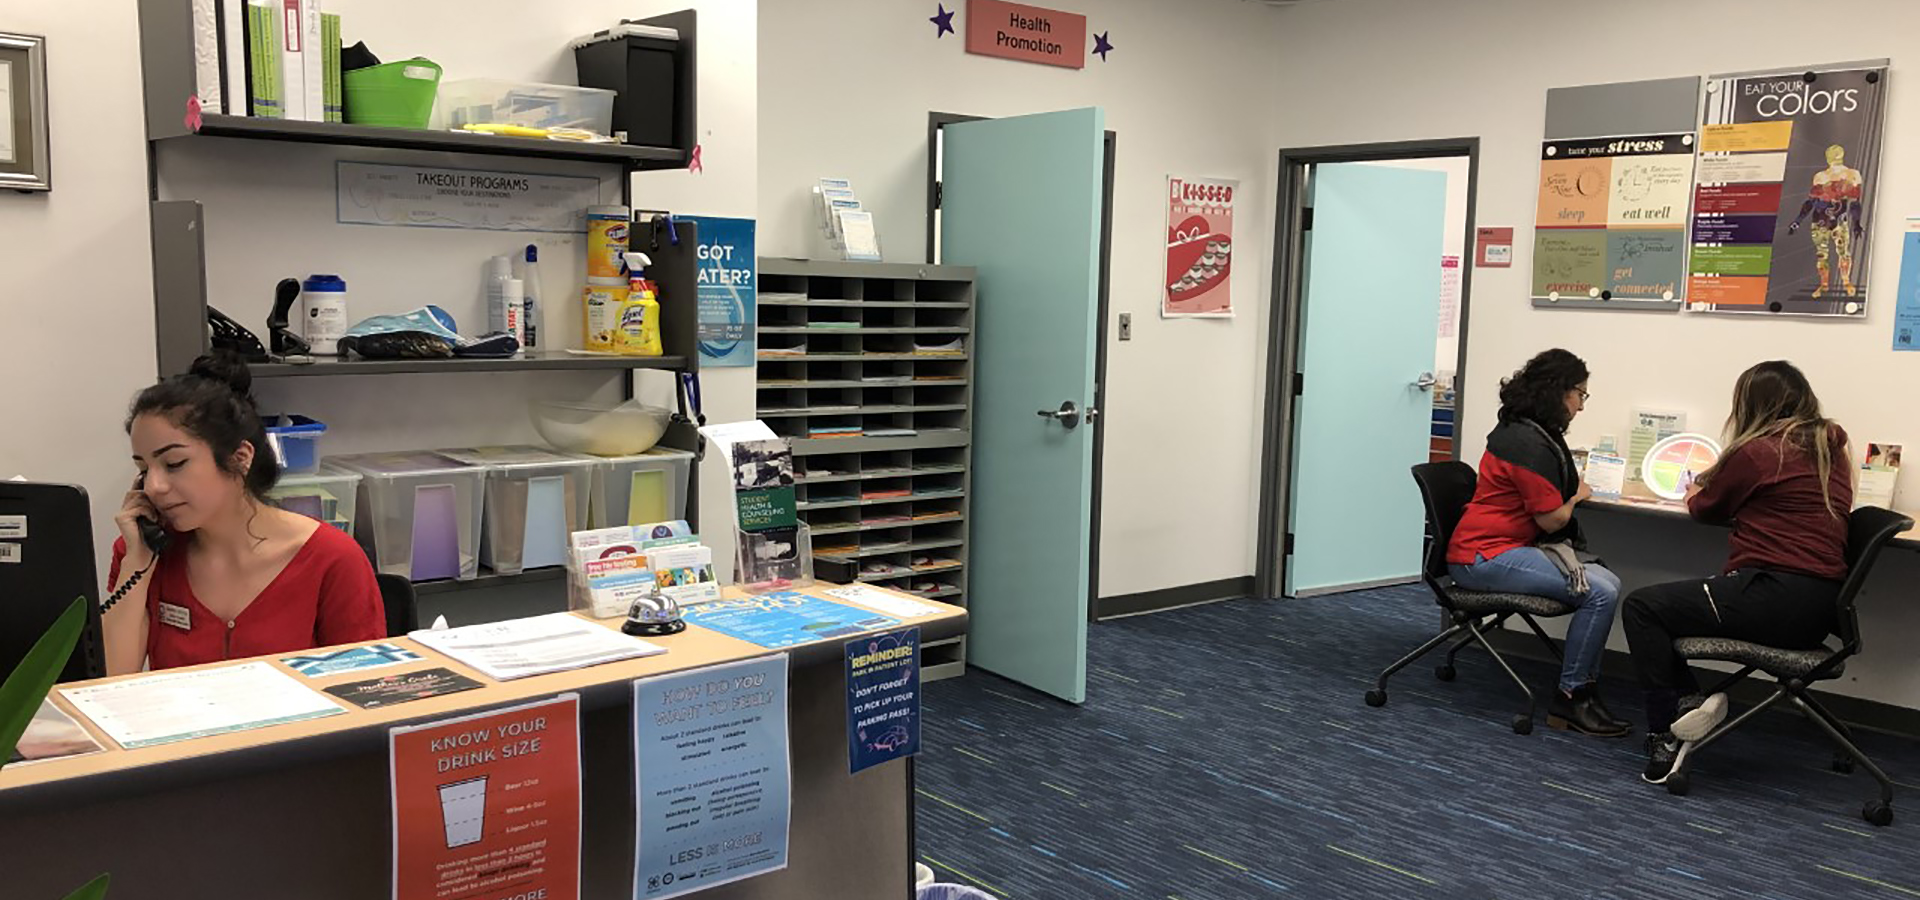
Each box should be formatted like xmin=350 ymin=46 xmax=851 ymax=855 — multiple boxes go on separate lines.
xmin=632 ymin=655 xmax=790 ymax=899
xmin=683 ymin=592 xmax=899 ymax=649
xmin=1893 ymin=222 xmax=1920 ymax=351
xmin=281 ymin=643 xmax=422 ymax=677
xmin=682 ymin=215 xmax=756 ymax=367
xmin=846 ymin=627 xmax=921 ymax=774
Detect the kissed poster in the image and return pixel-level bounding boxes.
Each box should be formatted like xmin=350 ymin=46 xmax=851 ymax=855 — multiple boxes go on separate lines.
xmin=1163 ymin=176 xmax=1236 ymax=317
xmin=1691 ymin=66 xmax=1888 ymax=317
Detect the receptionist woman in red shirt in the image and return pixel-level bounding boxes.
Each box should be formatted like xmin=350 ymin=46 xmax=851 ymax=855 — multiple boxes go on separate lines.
xmin=104 ymin=354 xmax=383 ymax=673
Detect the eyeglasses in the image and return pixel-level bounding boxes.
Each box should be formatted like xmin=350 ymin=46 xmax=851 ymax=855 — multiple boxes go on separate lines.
xmin=1575 ymin=389 xmax=1591 ymax=402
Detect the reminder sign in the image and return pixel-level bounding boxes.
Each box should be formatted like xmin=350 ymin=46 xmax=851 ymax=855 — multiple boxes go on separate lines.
xmin=966 ymin=0 xmax=1086 ymax=69
xmin=390 ymin=694 xmax=582 ymax=900
xmin=846 ymin=627 xmax=921 ymax=774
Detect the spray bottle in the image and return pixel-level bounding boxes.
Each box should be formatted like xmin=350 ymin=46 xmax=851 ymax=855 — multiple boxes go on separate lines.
xmin=616 ymin=251 xmax=664 ymax=356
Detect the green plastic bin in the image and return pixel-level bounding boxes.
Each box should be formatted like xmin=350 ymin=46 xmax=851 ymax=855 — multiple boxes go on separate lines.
xmin=344 ymin=59 xmax=443 ymax=128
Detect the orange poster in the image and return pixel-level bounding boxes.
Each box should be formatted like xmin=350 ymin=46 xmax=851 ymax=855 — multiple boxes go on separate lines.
xmin=390 ymin=694 xmax=581 ymax=900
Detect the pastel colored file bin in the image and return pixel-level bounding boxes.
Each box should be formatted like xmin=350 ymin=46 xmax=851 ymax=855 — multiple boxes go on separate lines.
xmin=265 ymin=463 xmax=361 ymax=537
xmin=436 ymin=446 xmax=595 ymax=575
xmin=334 ymin=452 xmax=485 ymax=582
xmin=588 ymin=448 xmax=694 ymax=529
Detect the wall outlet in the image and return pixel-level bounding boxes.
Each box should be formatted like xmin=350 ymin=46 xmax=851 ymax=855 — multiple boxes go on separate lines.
xmin=1118 ymin=312 xmax=1132 ymax=341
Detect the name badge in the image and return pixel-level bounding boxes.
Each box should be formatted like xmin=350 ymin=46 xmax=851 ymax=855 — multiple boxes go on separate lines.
xmin=158 ymin=601 xmax=192 ymax=631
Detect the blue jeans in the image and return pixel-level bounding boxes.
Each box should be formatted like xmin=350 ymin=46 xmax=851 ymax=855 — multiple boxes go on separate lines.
xmin=1449 ymin=547 xmax=1622 ymax=694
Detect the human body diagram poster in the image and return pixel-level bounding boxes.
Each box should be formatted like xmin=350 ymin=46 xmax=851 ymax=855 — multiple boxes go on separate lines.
xmin=1163 ymin=176 xmax=1236 ymax=317
xmin=1531 ymin=133 xmax=1697 ymax=305
xmin=1690 ymin=65 xmax=1888 ymax=317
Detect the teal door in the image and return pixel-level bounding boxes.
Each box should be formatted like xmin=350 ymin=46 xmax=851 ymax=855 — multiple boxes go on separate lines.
xmin=1287 ymin=163 xmax=1448 ymax=596
xmin=942 ymin=108 xmax=1104 ymax=703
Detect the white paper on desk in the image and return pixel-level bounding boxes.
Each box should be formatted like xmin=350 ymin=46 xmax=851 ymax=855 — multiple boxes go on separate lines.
xmin=1858 ymin=467 xmax=1898 ymax=510
xmin=9 ymin=699 xmax=104 ymax=765
xmin=698 ymin=419 xmax=778 ymax=462
xmin=823 ymin=584 xmax=941 ymax=619
xmin=1584 ymin=453 xmax=1627 ymax=498
xmin=58 ymin=662 xmax=346 ymax=750
xmin=410 ymin=613 xmax=665 ymax=681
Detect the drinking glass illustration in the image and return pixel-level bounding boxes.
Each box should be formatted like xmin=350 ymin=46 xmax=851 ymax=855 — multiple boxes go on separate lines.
xmin=438 ymin=777 xmax=488 ymax=848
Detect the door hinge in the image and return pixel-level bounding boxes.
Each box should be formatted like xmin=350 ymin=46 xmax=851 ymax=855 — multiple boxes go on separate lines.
xmin=934 ymin=181 xmax=943 ymax=210
xmin=1292 ymin=372 xmax=1304 ymax=396
xmin=1301 ymin=207 xmax=1314 ymax=231
xmin=1285 ymin=532 xmax=1296 ymax=556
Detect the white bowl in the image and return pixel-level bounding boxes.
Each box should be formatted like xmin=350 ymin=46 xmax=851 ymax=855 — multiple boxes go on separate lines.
xmin=531 ymin=399 xmax=671 ymax=456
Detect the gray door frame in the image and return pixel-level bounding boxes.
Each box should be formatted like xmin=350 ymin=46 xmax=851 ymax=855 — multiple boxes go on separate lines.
xmin=1253 ymin=138 xmax=1482 ymax=600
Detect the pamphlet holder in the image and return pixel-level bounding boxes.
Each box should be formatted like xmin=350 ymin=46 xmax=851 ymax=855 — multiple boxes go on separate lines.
xmin=734 ymin=522 xmax=814 ymax=592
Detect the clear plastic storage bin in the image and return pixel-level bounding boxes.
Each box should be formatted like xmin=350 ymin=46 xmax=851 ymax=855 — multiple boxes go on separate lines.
xmin=333 ymin=452 xmax=486 ymax=582
xmin=266 ymin=463 xmax=360 ymax=537
xmin=436 ymin=446 xmax=595 ymax=575
xmin=431 ymin=79 xmax=616 ymax=134
xmin=263 ymin=415 xmax=327 ymax=475
xmin=588 ymin=448 xmax=694 ymax=528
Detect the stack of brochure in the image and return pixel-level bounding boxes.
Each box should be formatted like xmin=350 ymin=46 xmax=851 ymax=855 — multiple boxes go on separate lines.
xmin=814 ymin=177 xmax=882 ymax=261
xmin=568 ymin=520 xmax=720 ymax=619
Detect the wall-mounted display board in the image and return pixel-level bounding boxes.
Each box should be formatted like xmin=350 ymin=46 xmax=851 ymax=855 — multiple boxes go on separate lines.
xmin=1689 ymin=62 xmax=1888 ymax=317
xmin=1532 ymin=77 xmax=1701 ymax=310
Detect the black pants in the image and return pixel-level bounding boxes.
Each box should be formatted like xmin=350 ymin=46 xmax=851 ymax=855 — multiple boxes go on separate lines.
xmin=1622 ymin=569 xmax=1840 ymax=733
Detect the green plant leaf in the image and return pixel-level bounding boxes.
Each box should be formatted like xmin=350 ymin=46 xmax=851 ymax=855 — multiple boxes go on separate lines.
xmin=61 ymin=873 xmax=110 ymax=900
xmin=0 ymin=596 xmax=89 ymax=770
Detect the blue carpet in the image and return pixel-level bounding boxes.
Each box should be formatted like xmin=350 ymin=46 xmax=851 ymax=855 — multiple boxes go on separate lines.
xmin=915 ymin=585 xmax=1920 ymax=899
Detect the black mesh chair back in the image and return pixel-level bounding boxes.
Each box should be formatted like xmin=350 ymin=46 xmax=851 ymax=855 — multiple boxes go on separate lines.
xmin=376 ymin=573 xmax=420 ymax=637
xmin=1833 ymin=506 xmax=1914 ymax=656
xmin=1411 ymin=461 xmax=1477 ymax=586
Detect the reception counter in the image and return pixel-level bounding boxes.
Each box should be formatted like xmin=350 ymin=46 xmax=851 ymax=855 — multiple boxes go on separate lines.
xmin=0 ymin=585 xmax=967 ymax=900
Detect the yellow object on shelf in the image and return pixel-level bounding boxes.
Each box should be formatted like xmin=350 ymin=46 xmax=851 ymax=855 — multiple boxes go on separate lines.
xmin=612 ymin=284 xmax=663 ymax=357
xmin=583 ymin=284 xmax=625 ymax=352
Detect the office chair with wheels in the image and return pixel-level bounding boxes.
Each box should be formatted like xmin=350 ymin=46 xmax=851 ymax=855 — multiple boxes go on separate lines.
xmin=376 ymin=573 xmax=420 ymax=637
xmin=1658 ymin=506 xmax=1913 ymax=826
xmin=1363 ymin=461 xmax=1576 ymax=735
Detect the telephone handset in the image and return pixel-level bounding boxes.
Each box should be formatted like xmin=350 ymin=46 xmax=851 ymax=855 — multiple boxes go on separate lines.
xmin=134 ymin=473 xmax=172 ymax=557
xmin=208 ymin=306 xmax=270 ymax=363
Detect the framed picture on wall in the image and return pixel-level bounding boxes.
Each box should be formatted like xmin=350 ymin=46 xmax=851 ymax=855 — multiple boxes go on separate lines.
xmin=0 ymin=32 xmax=50 ymax=193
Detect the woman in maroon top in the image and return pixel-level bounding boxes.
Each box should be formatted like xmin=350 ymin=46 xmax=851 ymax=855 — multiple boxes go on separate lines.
xmin=1627 ymin=361 xmax=1852 ymax=785
xmin=104 ymin=354 xmax=383 ymax=674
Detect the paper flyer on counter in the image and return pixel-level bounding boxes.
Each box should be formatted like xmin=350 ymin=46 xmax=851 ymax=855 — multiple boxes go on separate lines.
xmin=1691 ymin=65 xmax=1888 ymax=317
xmin=58 ymin=661 xmax=346 ymax=749
xmin=682 ymin=592 xmax=900 ymax=649
xmin=8 ymin=699 xmax=104 ymax=765
xmin=1163 ymin=176 xmax=1236 ymax=317
xmin=632 ymin=655 xmax=791 ymax=899
xmin=846 ymin=627 xmax=921 ymax=774
xmin=681 ymin=215 xmax=757 ymax=367
xmin=390 ymin=695 xmax=582 ymax=900
xmin=1532 ymin=133 xmax=1696 ymax=304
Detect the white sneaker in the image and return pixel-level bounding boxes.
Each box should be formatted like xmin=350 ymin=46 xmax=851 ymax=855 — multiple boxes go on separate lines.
xmin=1672 ymin=692 xmax=1729 ymax=742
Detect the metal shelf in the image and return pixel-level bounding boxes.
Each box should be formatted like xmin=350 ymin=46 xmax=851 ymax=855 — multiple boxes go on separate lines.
xmin=815 ymin=538 xmax=966 ymax=561
xmin=851 ymin=561 xmax=966 ymax=582
xmin=160 ymin=115 xmax=690 ymax=169
xmin=759 ymin=327 xmax=971 ymax=335
xmin=412 ymin=566 xmax=566 ymax=596
xmin=790 ymin=432 xmax=969 ymax=456
xmin=758 ymin=300 xmax=972 ymax=309
xmin=761 ymin=404 xmax=968 ymax=418
xmin=757 ymin=353 xmax=968 ymax=362
xmin=798 ymin=491 xmax=965 ymax=511
xmin=250 ymin=351 xmax=690 ymax=378
xmin=809 ymin=513 xmax=965 ymax=536
xmin=757 ymin=379 xmax=970 ymax=389
xmin=796 ymin=465 xmax=967 ymax=485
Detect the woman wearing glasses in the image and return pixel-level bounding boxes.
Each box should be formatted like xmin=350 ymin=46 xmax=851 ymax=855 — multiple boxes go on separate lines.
xmin=1447 ymin=349 xmax=1628 ymax=738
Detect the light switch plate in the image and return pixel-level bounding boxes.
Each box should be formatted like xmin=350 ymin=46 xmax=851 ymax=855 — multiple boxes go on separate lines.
xmin=1118 ymin=313 xmax=1132 ymax=341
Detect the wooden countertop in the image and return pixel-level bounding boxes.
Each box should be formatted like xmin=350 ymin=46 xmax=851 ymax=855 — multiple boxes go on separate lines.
xmin=0 ymin=584 xmax=966 ymax=799
xmin=1584 ymin=482 xmax=1920 ymax=548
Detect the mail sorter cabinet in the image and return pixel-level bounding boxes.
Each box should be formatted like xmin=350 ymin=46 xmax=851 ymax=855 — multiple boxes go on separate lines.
xmin=755 ymin=258 xmax=976 ymax=680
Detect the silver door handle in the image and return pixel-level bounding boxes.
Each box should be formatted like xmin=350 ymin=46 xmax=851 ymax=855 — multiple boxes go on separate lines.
xmin=1037 ymin=400 xmax=1081 ymax=430
xmin=1412 ymin=372 xmax=1437 ymax=391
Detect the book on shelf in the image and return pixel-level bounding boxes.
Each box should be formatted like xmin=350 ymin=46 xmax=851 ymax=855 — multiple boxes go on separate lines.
xmin=247 ymin=3 xmax=282 ymax=118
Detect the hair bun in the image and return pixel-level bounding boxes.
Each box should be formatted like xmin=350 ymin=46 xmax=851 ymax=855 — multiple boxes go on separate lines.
xmin=187 ymin=352 xmax=255 ymax=398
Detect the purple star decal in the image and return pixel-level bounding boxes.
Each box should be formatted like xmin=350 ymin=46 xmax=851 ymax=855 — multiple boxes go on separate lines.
xmin=1092 ymin=30 xmax=1114 ymax=61
xmin=930 ymin=4 xmax=956 ymax=38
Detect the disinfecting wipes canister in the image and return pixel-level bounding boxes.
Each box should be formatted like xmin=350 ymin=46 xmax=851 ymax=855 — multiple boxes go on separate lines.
xmin=301 ymin=274 xmax=348 ymax=355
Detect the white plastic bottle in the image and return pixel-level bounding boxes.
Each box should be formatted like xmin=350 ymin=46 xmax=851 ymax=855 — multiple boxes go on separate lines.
xmin=519 ymin=244 xmax=542 ymax=349
xmin=300 ymin=274 xmax=348 ymax=355
xmin=486 ymin=255 xmax=523 ymax=345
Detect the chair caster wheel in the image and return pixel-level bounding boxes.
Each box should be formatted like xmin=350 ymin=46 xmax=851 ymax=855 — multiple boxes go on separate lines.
xmin=1511 ymin=714 xmax=1533 ymax=735
xmin=1863 ymin=801 xmax=1894 ymax=827
xmin=1434 ymin=664 xmax=1457 ymax=682
xmin=1666 ymin=772 xmax=1691 ymax=796
xmin=1832 ymin=757 xmax=1856 ymax=775
xmin=1364 ymin=689 xmax=1387 ymax=708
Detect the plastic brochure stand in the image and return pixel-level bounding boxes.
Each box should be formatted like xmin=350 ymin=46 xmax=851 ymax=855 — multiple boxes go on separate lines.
xmin=735 ymin=522 xmax=814 ymax=592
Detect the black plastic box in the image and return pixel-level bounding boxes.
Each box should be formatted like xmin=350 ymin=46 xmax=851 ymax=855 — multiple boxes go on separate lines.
xmin=574 ymin=11 xmax=696 ymax=154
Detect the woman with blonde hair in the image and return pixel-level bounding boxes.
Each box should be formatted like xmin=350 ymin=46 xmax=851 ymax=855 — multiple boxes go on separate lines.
xmin=1625 ymin=361 xmax=1852 ymax=785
